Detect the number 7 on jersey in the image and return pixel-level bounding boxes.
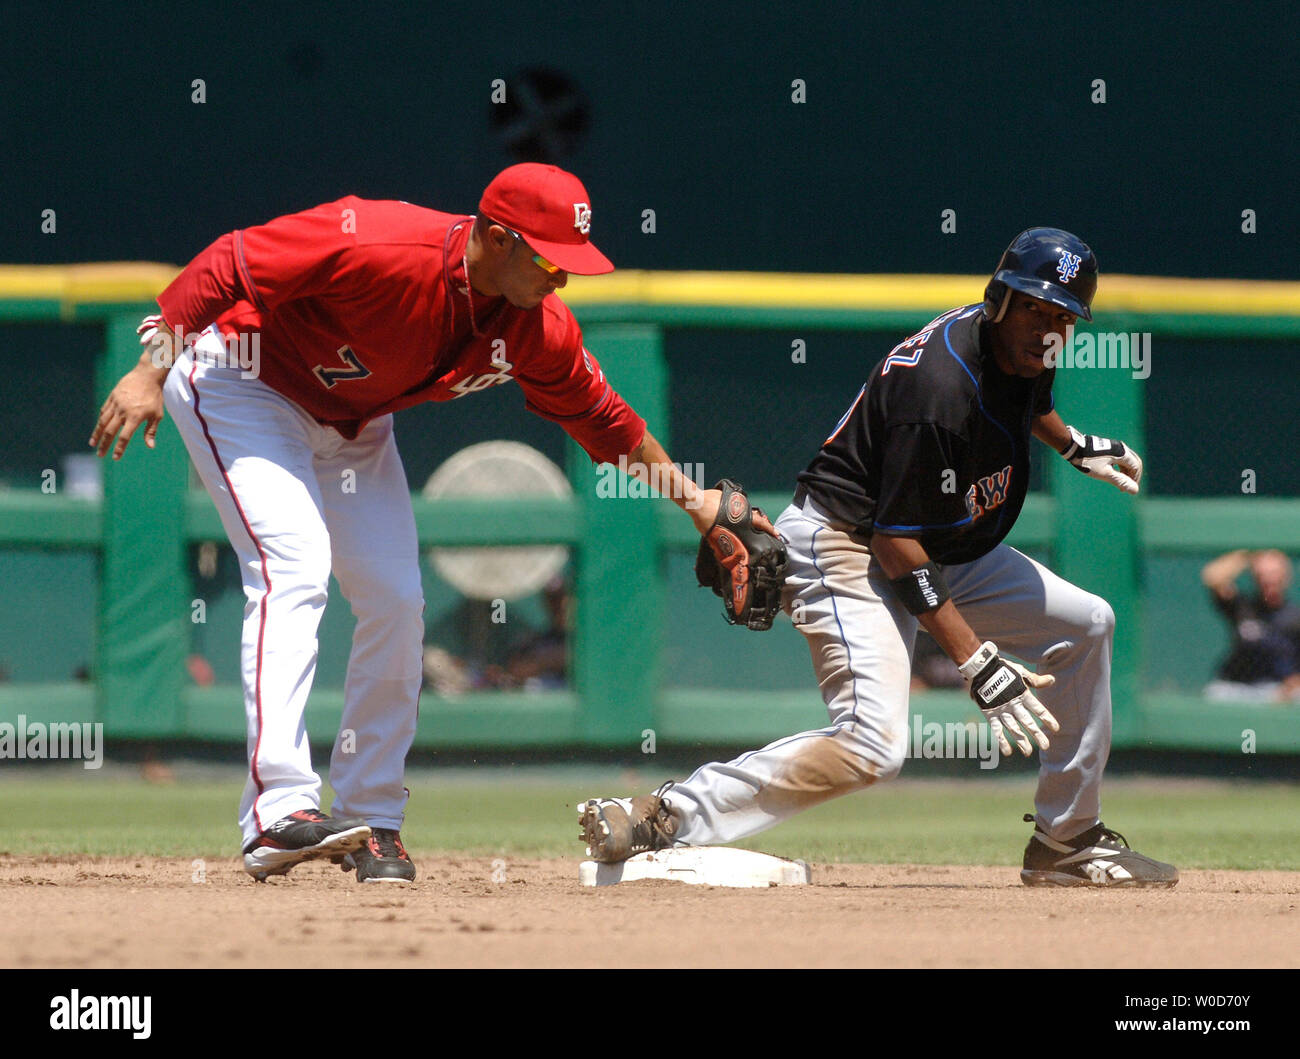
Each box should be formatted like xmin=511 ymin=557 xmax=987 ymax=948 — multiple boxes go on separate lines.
xmin=312 ymin=345 xmax=372 ymax=389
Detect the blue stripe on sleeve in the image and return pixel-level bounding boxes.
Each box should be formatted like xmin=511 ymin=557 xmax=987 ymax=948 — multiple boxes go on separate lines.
xmin=873 ymin=515 xmax=973 ymax=533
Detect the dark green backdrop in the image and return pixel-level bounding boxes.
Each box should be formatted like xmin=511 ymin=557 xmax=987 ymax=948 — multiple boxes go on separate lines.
xmin=2 ymin=1 xmax=1293 ymax=278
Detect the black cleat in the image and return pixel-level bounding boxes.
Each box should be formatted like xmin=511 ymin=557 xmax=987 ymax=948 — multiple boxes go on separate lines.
xmin=1021 ymin=814 xmax=1179 ymax=888
xmin=242 ymin=809 xmax=371 ymax=882
xmin=342 ymin=828 xmax=417 ymax=883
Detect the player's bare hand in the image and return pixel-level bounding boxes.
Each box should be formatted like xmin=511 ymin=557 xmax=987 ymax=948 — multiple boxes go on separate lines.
xmin=1060 ymin=426 xmax=1143 ymax=494
xmin=90 ymin=315 xmax=177 ymax=460
xmin=689 ymin=486 xmax=783 ymax=540
xmin=958 ymin=641 xmax=1059 ymax=757
xmin=689 ymin=488 xmax=722 ymax=534
xmin=90 ymin=369 xmax=168 ymax=459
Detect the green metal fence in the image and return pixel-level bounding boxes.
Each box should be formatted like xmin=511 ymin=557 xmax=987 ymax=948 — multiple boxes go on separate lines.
xmin=1 ymin=266 xmax=1298 ymax=755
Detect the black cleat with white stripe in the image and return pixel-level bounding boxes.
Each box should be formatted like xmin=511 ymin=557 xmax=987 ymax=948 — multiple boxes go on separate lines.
xmin=1020 ymin=814 xmax=1179 ymax=888
xmin=242 ymin=809 xmax=371 ymax=882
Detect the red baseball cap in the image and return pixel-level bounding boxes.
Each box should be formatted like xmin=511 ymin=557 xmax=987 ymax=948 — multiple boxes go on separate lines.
xmin=478 ymin=163 xmax=614 ymax=275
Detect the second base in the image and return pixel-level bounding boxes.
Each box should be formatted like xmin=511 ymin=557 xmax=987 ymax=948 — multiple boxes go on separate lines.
xmin=579 ymin=846 xmax=811 ymax=888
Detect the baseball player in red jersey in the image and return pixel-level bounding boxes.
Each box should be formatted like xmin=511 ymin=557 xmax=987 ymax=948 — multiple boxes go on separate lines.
xmin=90 ymin=164 xmax=725 ymax=883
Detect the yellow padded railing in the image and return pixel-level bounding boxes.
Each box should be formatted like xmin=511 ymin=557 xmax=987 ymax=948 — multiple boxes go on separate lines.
xmin=1 ymin=263 xmax=1298 ymax=315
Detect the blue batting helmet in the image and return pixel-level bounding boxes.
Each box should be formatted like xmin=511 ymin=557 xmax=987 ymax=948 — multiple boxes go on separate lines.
xmin=983 ymin=227 xmax=1098 ymax=323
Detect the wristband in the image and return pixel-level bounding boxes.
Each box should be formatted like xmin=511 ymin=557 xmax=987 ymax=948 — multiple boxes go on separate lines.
xmin=1059 ymin=425 xmax=1124 ymax=466
xmin=1058 ymin=425 xmax=1085 ymax=460
xmin=958 ymin=641 xmax=998 ymax=680
xmin=889 ymin=562 xmax=950 ymax=615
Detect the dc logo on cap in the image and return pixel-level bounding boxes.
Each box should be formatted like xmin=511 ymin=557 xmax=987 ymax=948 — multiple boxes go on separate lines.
xmin=1057 ymin=251 xmax=1081 ymax=283
xmin=573 ymin=203 xmax=592 ymax=234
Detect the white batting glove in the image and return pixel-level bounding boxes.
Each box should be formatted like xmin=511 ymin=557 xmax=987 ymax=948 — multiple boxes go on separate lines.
xmin=136 ymin=313 xmax=187 ymax=368
xmin=1059 ymin=425 xmax=1143 ymax=494
xmin=958 ymin=641 xmax=1059 ymax=757
xmin=136 ymin=313 xmax=168 ymax=344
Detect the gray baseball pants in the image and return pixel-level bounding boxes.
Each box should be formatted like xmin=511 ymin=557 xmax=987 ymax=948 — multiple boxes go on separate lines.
xmin=666 ymin=499 xmax=1114 ymax=845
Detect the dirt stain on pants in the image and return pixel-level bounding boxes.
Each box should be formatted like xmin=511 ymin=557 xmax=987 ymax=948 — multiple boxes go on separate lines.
xmin=755 ymin=730 xmax=881 ymax=816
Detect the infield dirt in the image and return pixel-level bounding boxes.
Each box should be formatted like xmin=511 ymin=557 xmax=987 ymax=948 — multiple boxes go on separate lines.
xmin=2 ymin=855 xmax=1296 ymax=968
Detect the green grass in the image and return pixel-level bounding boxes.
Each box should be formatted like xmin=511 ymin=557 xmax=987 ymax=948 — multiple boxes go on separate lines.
xmin=0 ymin=771 xmax=1297 ymax=870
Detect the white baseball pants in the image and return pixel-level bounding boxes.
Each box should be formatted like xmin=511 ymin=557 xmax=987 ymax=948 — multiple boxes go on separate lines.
xmin=667 ymin=499 xmax=1115 ymax=845
xmin=164 ymin=332 xmax=424 ymax=847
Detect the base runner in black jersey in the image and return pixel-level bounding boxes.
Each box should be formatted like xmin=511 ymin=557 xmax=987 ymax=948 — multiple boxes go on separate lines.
xmin=579 ymin=228 xmax=1178 ymax=888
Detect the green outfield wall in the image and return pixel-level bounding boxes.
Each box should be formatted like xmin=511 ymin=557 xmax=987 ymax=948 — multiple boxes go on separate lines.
xmin=1 ymin=265 xmax=1299 ymax=756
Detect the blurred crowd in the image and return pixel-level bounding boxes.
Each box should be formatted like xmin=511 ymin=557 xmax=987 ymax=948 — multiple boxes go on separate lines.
xmin=422 ymin=575 xmax=570 ymax=695
xmin=1202 ymin=549 xmax=1300 ymax=703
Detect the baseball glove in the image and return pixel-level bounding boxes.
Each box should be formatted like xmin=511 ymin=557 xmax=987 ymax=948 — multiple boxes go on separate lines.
xmin=694 ymin=479 xmax=788 ymax=630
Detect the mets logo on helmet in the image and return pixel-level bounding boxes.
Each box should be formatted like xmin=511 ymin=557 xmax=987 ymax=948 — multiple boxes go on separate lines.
xmin=1057 ymin=251 xmax=1082 ymax=283
xmin=573 ymin=203 xmax=592 ymax=234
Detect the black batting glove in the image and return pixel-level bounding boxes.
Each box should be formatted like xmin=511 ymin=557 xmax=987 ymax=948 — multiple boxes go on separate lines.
xmin=1059 ymin=426 xmax=1143 ymax=494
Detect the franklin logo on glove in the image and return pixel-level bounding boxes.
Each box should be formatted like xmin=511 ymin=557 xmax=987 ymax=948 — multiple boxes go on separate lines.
xmin=977 ymin=667 xmax=1015 ymax=703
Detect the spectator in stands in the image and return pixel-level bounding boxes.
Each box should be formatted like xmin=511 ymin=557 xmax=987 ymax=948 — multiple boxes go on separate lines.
xmin=498 ymin=575 xmax=569 ymax=690
xmin=1202 ymin=549 xmax=1300 ymax=702
xmin=422 ymin=576 xmax=571 ymax=694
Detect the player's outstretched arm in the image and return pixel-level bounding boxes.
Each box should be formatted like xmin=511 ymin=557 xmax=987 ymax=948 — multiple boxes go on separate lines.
xmin=624 ymin=428 xmax=722 ymax=531
xmin=89 ymin=314 xmax=177 ymax=460
xmin=1033 ymin=410 xmax=1143 ymax=494
xmin=872 ymin=533 xmax=1058 ymax=756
